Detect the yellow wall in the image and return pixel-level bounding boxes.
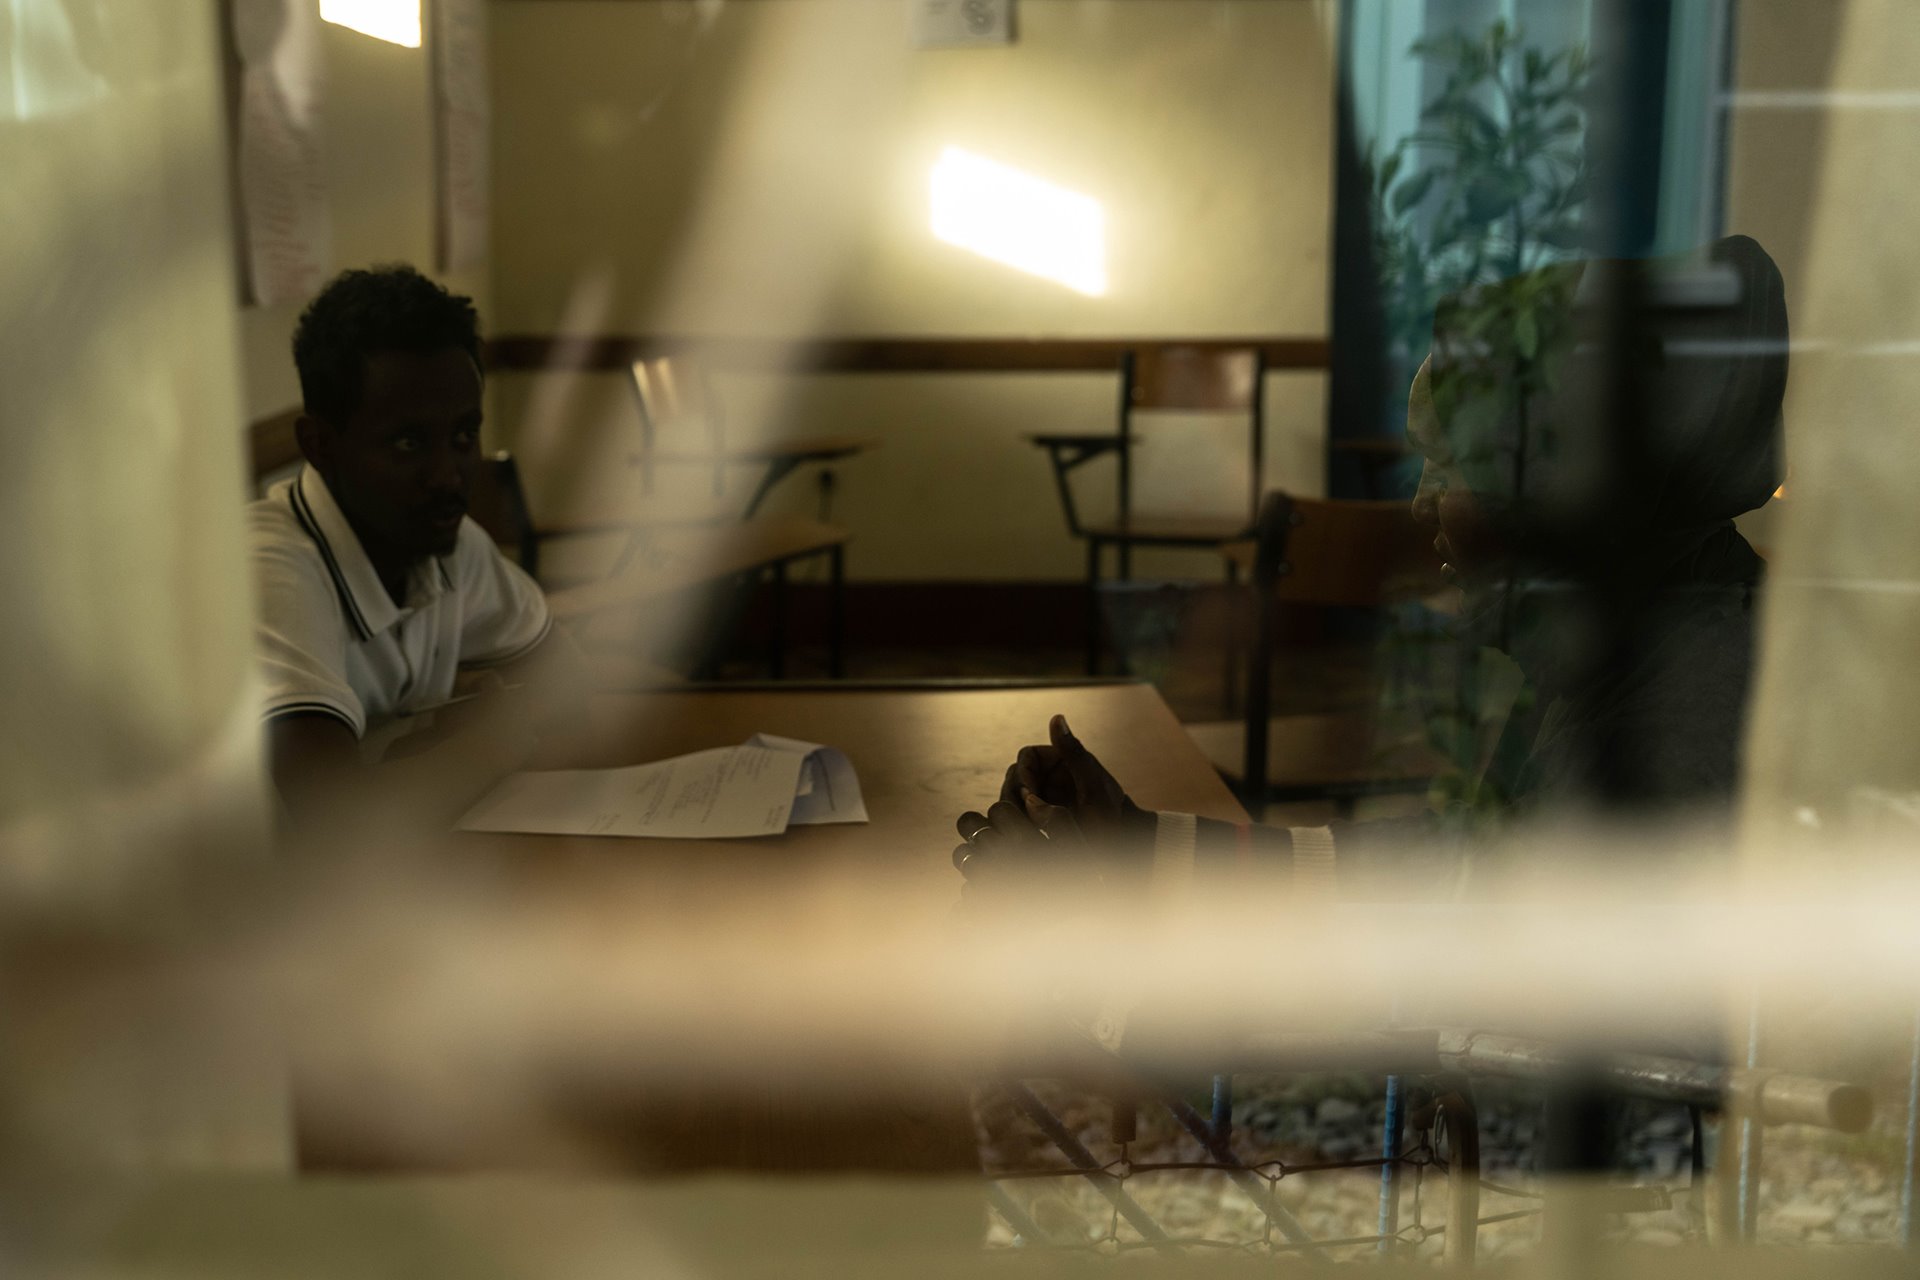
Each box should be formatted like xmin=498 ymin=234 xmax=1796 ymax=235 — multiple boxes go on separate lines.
xmin=238 ymin=14 xmax=491 ymax=423
xmin=1 ymin=0 xmax=283 ymax=1167
xmin=487 ymin=0 xmax=1336 ymax=580
xmin=1726 ymin=0 xmax=1920 ymax=832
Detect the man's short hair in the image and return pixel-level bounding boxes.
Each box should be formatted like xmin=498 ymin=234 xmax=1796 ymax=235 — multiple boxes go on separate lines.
xmin=293 ymin=265 xmax=483 ymax=423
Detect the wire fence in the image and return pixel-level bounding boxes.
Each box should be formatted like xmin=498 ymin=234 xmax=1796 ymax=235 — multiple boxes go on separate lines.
xmin=980 ymin=1076 xmax=1551 ymax=1259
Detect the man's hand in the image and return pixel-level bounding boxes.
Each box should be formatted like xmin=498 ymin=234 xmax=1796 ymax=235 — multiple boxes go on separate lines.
xmin=951 ymin=797 xmax=1106 ymax=909
xmin=1001 ymin=715 xmax=1155 ymax=856
xmin=952 ymin=715 xmax=1157 ymax=896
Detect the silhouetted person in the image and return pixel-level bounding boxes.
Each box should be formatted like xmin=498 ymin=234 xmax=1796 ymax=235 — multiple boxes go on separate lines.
xmin=251 ymin=265 xmax=584 ymax=830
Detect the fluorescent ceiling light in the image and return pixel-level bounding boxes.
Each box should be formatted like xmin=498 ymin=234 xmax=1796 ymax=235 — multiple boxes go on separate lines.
xmin=930 ymin=146 xmax=1107 ymax=297
xmin=320 ymin=0 xmax=421 ymax=48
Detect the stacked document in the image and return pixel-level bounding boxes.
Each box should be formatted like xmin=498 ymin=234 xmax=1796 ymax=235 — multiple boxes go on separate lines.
xmin=457 ymin=734 xmax=868 ymax=839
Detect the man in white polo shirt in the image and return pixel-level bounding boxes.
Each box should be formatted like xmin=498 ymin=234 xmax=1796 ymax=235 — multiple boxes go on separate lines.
xmin=252 ymin=265 xmax=573 ymax=823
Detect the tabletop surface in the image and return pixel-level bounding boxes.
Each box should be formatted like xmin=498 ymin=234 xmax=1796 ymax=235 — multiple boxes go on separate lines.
xmin=310 ymin=683 xmax=1246 ymax=1173
xmin=645 ymin=433 xmax=876 ymax=462
xmin=453 ymin=682 xmax=1246 ymax=912
xmin=542 ymin=517 xmax=847 ymax=619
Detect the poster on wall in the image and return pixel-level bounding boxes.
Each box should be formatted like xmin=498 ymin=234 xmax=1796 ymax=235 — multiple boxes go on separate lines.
xmin=229 ymin=0 xmax=331 ymax=307
xmin=913 ymin=0 xmax=1015 ymax=48
xmin=432 ymin=0 xmax=490 ymax=273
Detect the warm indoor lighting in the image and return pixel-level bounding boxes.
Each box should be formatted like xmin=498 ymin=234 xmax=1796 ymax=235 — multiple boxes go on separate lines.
xmin=319 ymin=0 xmax=421 ymax=48
xmin=929 ymin=146 xmax=1107 ymax=296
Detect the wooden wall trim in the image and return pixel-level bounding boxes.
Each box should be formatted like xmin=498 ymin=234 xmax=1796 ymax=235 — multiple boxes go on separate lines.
xmin=484 ymin=335 xmax=1331 ymax=375
xmin=722 ymin=579 xmax=1334 ymax=657
xmin=249 ymin=335 xmax=1341 ymax=478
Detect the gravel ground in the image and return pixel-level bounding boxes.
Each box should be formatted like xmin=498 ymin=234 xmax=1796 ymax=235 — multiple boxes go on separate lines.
xmin=975 ymin=1074 xmax=1913 ymax=1260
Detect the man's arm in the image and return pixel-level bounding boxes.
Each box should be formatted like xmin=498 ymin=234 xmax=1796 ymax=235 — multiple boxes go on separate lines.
xmin=267 ymin=690 xmax=541 ymax=836
xmin=955 ymin=716 xmax=1459 ymax=901
xmin=269 ymin=618 xmax=617 ymax=834
xmin=484 ymin=618 xmax=590 ymax=702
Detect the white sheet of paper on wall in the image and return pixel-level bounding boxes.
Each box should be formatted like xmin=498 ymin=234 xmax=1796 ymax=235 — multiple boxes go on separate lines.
xmin=913 ymin=0 xmax=1014 ymax=48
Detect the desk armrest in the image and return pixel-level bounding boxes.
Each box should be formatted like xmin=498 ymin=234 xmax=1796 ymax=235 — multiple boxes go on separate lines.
xmin=1025 ymin=432 xmax=1132 ymax=449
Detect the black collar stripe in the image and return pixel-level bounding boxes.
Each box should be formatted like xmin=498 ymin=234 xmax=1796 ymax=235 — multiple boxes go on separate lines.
xmin=263 ymin=702 xmax=360 ymax=733
xmin=289 ymin=479 xmax=373 ymax=642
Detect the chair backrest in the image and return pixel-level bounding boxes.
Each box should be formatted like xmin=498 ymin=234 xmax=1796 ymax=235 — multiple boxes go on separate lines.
xmin=468 ymin=451 xmax=541 ymax=578
xmin=248 ymin=409 xmax=304 ymax=495
xmin=628 ymin=355 xmax=725 ymax=495
xmin=1243 ymin=490 xmax=1444 ymax=796
xmin=1257 ymin=493 xmax=1441 ymax=608
xmin=1119 ymin=346 xmax=1266 ymax=526
xmin=1130 ymin=346 xmax=1261 ymax=412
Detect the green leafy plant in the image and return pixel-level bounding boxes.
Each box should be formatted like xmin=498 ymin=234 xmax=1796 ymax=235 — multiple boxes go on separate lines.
xmin=1369 ymin=18 xmax=1593 ymax=369
xmin=1367 ymin=20 xmax=1595 ymax=837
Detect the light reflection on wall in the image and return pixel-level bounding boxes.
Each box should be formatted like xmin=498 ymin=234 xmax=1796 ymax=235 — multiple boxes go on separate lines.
xmin=4 ymin=0 xmax=108 ymax=121
xmin=929 ymin=146 xmax=1107 ymax=297
xmin=319 ymin=0 xmax=421 ymax=49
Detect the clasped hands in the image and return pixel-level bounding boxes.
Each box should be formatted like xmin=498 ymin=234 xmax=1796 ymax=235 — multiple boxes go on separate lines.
xmin=952 ymin=714 xmax=1157 ymax=893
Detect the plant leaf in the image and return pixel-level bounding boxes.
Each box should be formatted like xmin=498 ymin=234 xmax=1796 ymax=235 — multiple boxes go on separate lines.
xmin=1458 ymin=98 xmax=1503 ymax=143
xmin=1514 ymin=307 xmax=1539 ymax=359
xmin=1541 ymin=221 xmax=1588 ymax=251
xmin=1378 ymin=148 xmax=1404 ymax=193
xmin=1391 ymin=167 xmax=1439 ymax=215
xmin=1464 ymin=171 xmax=1525 ymax=222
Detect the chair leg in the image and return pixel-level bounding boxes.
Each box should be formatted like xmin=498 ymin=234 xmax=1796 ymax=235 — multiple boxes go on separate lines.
xmin=1085 ymin=539 xmax=1102 ymax=676
xmin=827 ymin=544 xmax=845 ymax=679
xmin=1222 ymin=559 xmax=1242 ymax=716
xmin=1107 ymin=538 xmax=1134 ymax=679
xmin=769 ymin=561 xmax=788 ymax=679
xmin=1242 ymin=568 xmax=1273 ymax=805
xmin=692 ymin=581 xmax=728 ymax=682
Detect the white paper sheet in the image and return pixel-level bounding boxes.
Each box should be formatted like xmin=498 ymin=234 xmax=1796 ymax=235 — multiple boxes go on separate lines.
xmin=458 ymin=744 xmax=805 ymax=839
xmin=455 ymin=735 xmax=868 ymax=839
xmin=230 ymin=0 xmax=330 ymax=306
xmin=431 ymin=0 xmax=490 ymax=272
xmin=747 ymin=734 xmax=869 ymax=826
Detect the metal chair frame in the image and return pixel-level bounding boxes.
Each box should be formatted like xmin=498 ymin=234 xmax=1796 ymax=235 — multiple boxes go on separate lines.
xmin=1030 ymin=347 xmax=1267 ymax=674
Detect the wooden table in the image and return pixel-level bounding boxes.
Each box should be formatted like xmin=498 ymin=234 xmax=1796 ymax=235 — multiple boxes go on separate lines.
xmin=544 ymin=517 xmax=850 ymax=676
xmin=472 ymin=681 xmax=1243 ymax=869
xmin=634 ymin=434 xmax=876 ymax=518
xmin=440 ymin=682 xmax=1248 ymax=948
xmin=301 ymin=682 xmax=1246 ymax=1178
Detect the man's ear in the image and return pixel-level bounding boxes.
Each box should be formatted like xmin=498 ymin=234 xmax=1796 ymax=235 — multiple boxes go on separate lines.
xmin=294 ymin=413 xmax=331 ymax=471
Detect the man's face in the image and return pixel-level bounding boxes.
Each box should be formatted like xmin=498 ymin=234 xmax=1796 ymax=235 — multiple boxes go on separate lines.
xmin=310 ymin=348 xmax=483 ymax=566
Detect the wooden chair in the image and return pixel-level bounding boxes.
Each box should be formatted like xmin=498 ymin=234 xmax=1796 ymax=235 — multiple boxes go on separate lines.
xmin=1184 ymin=491 xmax=1447 ymax=809
xmin=475 ymin=452 xmax=655 ymax=593
xmin=1028 ymin=346 xmax=1265 ymax=673
xmin=472 ymin=452 xmax=849 ymax=679
xmin=247 ymin=408 xmax=304 ymax=494
xmin=627 ymin=355 xmax=872 ymax=519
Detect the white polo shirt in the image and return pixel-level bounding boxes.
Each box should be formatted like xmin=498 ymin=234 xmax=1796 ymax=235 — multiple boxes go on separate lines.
xmin=250 ymin=466 xmax=551 ymax=738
